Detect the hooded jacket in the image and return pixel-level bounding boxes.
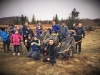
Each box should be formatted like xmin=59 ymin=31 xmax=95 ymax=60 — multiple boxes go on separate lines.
xmin=1 ymin=31 xmax=9 ymax=41
xmin=46 ymin=43 xmax=58 ymax=59
xmin=59 ymin=25 xmax=68 ymax=38
xmin=52 ymin=24 xmax=60 ymax=33
xmin=31 ymin=40 xmax=40 ymax=52
xmin=10 ymin=33 xmax=23 ymax=45
xmin=22 ymin=25 xmax=28 ymax=35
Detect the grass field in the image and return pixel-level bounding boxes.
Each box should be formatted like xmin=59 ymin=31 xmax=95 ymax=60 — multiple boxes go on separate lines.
xmin=0 ymin=27 xmax=100 ymax=75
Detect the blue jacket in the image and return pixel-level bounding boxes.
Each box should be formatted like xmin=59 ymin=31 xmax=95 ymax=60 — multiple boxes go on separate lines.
xmin=18 ymin=29 xmax=23 ymax=36
xmin=59 ymin=25 xmax=68 ymax=38
xmin=0 ymin=29 xmax=2 ymax=37
xmin=22 ymin=25 xmax=27 ymax=35
xmin=32 ymin=40 xmax=40 ymax=52
xmin=52 ymin=24 xmax=60 ymax=33
xmin=36 ymin=28 xmax=42 ymax=36
xmin=1 ymin=31 xmax=9 ymax=41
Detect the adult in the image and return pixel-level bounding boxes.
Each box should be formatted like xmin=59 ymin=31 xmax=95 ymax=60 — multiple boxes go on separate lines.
xmin=73 ymin=23 xmax=85 ymax=54
xmin=51 ymin=20 xmax=60 ymax=34
xmin=43 ymin=39 xmax=58 ymax=66
xmin=59 ymin=21 xmax=68 ymax=42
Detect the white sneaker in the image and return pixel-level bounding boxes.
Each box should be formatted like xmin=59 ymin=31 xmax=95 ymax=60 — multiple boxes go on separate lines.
xmin=18 ymin=53 xmax=20 ymax=56
xmin=13 ymin=53 xmax=16 ymax=56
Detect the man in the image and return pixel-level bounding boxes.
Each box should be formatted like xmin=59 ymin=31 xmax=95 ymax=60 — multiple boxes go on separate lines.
xmin=52 ymin=20 xmax=60 ymax=34
xmin=43 ymin=39 xmax=58 ymax=66
xmin=73 ymin=23 xmax=85 ymax=54
xmin=59 ymin=21 xmax=68 ymax=42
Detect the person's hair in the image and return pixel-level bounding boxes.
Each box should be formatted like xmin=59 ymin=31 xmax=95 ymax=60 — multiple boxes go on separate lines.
xmin=9 ymin=23 xmax=14 ymax=27
xmin=49 ymin=39 xmax=54 ymax=41
xmin=52 ymin=20 xmax=55 ymax=22
xmin=25 ymin=21 xmax=29 ymax=24
xmin=61 ymin=21 xmax=65 ymax=24
xmin=1 ymin=28 xmax=5 ymax=31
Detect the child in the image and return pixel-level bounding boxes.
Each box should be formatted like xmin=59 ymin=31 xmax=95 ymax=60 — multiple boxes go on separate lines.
xmin=25 ymin=34 xmax=33 ymax=52
xmin=0 ymin=28 xmax=9 ymax=52
xmin=26 ymin=35 xmax=41 ymax=60
xmin=10 ymin=30 xmax=23 ymax=56
xmin=16 ymin=26 xmax=23 ymax=51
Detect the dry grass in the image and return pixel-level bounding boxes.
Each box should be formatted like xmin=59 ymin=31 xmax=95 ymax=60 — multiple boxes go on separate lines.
xmin=0 ymin=26 xmax=100 ymax=75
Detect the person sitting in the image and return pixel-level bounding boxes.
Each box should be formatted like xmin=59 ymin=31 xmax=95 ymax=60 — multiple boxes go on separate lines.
xmin=26 ymin=35 xmax=41 ymax=60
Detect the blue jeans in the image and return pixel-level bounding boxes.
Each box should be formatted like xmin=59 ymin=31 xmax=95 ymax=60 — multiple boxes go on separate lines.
xmin=27 ymin=51 xmax=40 ymax=60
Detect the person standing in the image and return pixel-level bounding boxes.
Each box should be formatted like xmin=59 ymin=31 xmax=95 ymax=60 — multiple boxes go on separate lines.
xmin=16 ymin=25 xmax=23 ymax=51
xmin=22 ymin=21 xmax=28 ymax=44
xmin=0 ymin=28 xmax=9 ymax=52
xmin=73 ymin=23 xmax=85 ymax=54
xmin=59 ymin=21 xmax=68 ymax=42
xmin=51 ymin=20 xmax=60 ymax=34
xmin=10 ymin=30 xmax=23 ymax=56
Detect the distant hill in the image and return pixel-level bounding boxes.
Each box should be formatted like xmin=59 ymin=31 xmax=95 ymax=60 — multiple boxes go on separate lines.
xmin=0 ymin=16 xmax=21 ymax=25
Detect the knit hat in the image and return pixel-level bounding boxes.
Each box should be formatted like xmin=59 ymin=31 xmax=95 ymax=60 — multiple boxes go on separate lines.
xmin=34 ymin=34 xmax=38 ymax=38
xmin=68 ymin=32 xmax=72 ymax=36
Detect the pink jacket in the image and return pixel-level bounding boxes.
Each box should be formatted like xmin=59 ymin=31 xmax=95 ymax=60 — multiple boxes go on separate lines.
xmin=10 ymin=34 xmax=23 ymax=45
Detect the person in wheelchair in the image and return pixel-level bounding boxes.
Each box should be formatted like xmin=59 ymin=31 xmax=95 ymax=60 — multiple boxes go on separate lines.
xmin=58 ymin=32 xmax=76 ymax=59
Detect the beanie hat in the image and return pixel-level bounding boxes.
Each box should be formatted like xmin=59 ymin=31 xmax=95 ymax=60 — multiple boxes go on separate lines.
xmin=34 ymin=34 xmax=38 ymax=38
xmin=68 ymin=32 xmax=72 ymax=36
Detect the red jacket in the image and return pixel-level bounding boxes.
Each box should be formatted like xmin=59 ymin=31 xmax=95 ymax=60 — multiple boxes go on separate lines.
xmin=10 ymin=33 xmax=23 ymax=45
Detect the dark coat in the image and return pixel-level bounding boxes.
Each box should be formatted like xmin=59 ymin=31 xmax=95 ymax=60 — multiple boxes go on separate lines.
xmin=46 ymin=44 xmax=58 ymax=59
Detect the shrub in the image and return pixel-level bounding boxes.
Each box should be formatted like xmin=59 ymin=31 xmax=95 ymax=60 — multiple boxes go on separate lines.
xmin=87 ymin=26 xmax=93 ymax=31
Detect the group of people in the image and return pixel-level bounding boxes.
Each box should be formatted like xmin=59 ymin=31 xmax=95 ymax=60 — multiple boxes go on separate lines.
xmin=0 ymin=20 xmax=85 ymax=66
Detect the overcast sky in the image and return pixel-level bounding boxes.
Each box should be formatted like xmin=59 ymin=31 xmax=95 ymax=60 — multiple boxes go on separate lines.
xmin=0 ymin=0 xmax=100 ymax=21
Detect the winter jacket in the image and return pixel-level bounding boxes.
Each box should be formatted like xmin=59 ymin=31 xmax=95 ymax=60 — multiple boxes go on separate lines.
xmin=27 ymin=29 xmax=34 ymax=37
xmin=31 ymin=40 xmax=40 ymax=52
xmin=6 ymin=27 xmax=15 ymax=38
xmin=52 ymin=24 xmax=60 ymax=33
xmin=18 ymin=29 xmax=23 ymax=36
xmin=0 ymin=29 xmax=2 ymax=37
xmin=36 ymin=28 xmax=42 ymax=36
xmin=73 ymin=26 xmax=85 ymax=41
xmin=59 ymin=25 xmax=68 ymax=38
xmin=46 ymin=44 xmax=58 ymax=59
xmin=1 ymin=31 xmax=9 ymax=41
xmin=22 ymin=25 xmax=28 ymax=35
xmin=10 ymin=34 xmax=23 ymax=45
